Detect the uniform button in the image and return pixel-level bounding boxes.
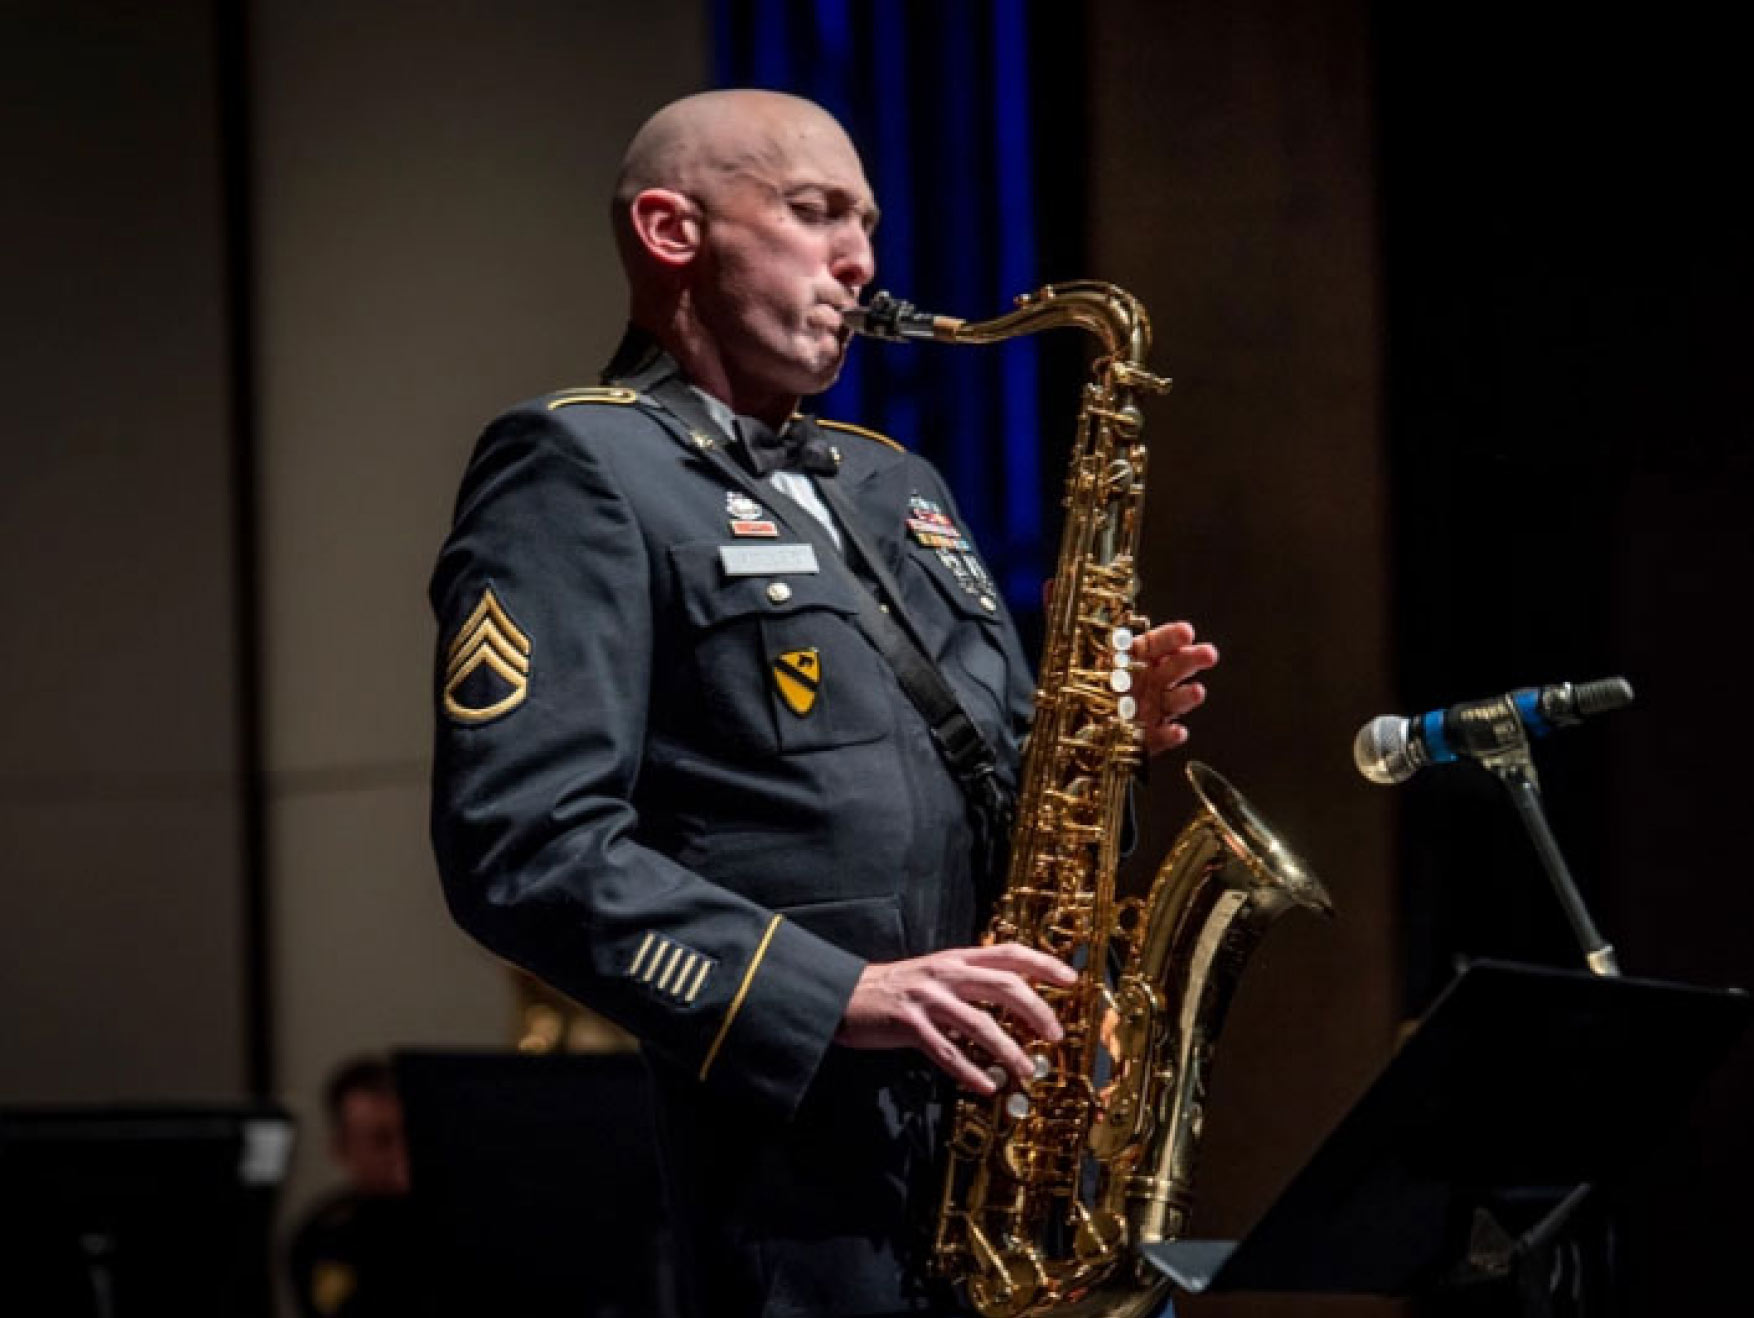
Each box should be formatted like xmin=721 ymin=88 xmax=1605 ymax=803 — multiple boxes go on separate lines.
xmin=979 ymin=595 xmax=997 ymax=612
xmin=879 ymin=603 xmax=891 ymax=614
xmin=766 ymin=582 xmax=792 ymax=604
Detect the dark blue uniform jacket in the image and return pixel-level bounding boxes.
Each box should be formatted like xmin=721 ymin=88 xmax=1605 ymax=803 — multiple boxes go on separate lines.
xmin=430 ymin=339 xmax=1034 ymax=1316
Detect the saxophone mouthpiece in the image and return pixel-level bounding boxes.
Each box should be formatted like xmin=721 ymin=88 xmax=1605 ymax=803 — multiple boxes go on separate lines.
xmin=845 ymin=291 xmax=961 ymax=342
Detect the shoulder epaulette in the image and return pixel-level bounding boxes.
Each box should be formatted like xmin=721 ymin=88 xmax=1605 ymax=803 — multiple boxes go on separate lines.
xmin=814 ymin=417 xmax=906 ymax=452
xmin=547 ymin=386 xmax=641 ymax=411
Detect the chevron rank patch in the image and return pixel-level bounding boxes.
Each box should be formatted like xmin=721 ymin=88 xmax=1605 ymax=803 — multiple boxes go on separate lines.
xmin=628 ymin=932 xmax=715 ymax=1004
xmin=442 ymin=586 xmax=532 ymax=724
xmin=772 ymin=648 xmax=821 ymax=716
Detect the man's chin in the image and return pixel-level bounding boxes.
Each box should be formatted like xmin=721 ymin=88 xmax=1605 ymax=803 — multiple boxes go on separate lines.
xmin=791 ymin=346 xmax=848 ymax=398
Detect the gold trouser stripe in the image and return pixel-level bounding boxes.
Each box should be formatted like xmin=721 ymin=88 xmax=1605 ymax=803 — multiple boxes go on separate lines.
xmin=698 ymin=915 xmax=783 ymax=1082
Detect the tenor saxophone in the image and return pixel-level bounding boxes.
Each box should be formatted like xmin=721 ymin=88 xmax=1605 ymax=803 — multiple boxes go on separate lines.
xmin=849 ymin=284 xmax=1333 ymax=1318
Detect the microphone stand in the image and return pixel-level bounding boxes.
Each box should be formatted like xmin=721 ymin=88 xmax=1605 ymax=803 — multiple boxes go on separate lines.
xmin=1469 ymin=696 xmax=1621 ymax=978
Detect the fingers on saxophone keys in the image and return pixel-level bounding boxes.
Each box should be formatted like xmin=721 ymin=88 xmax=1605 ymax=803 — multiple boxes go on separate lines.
xmin=1145 ymin=719 xmax=1191 ymax=756
xmin=961 ymin=943 xmax=1077 ymax=989
xmin=943 ymin=1000 xmax=1034 ymax=1090
xmin=933 ymin=1010 xmax=1024 ymax=1095
xmin=1162 ymin=681 xmax=1207 ymax=721
xmin=930 ymin=1028 xmax=1001 ymax=1095
xmin=1134 ymin=620 xmax=1196 ymax=659
xmin=957 ymin=965 xmax=1068 ymax=1047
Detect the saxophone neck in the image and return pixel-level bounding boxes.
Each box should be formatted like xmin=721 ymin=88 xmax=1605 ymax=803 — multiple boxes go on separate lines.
xmin=848 ymin=283 xmax=1171 ymax=393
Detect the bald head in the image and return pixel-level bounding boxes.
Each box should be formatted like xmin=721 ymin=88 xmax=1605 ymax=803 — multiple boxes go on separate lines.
xmin=608 ymin=90 xmax=878 ymax=421
xmin=612 ymin=91 xmax=863 ymax=269
xmin=616 ymin=90 xmax=846 ymax=206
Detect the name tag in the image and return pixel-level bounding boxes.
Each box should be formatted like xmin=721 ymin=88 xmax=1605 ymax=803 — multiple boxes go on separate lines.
xmin=719 ymin=543 xmax=820 ymax=576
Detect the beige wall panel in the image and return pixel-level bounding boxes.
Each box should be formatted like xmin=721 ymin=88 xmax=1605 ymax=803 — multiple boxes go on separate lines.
xmin=253 ymin=0 xmax=709 ymax=774
xmin=1090 ymin=6 xmax=1396 ymax=1312
xmin=0 ymin=1 xmax=239 ymax=781
xmin=252 ymin=0 xmax=708 ymax=1243
xmin=268 ymin=781 xmax=507 ymax=1211
xmin=0 ymin=0 xmax=247 ymax=1100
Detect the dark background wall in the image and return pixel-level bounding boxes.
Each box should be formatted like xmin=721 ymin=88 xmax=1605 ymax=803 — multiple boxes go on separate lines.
xmin=1092 ymin=5 xmax=1396 ymax=1315
xmin=1377 ymin=5 xmax=1754 ymax=1310
xmin=0 ymin=0 xmax=249 ymax=1102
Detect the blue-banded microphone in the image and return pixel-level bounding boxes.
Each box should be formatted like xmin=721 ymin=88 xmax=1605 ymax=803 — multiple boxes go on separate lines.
xmin=1353 ymin=677 xmax=1635 ymax=785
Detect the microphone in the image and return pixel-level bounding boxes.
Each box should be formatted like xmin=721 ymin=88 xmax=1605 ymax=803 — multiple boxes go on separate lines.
xmin=1353 ymin=677 xmax=1635 ymax=785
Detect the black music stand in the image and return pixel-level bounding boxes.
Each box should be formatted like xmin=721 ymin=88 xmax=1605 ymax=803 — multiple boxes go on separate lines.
xmin=0 ymin=1104 xmax=294 ymax=1318
xmin=395 ymin=1049 xmax=675 ymax=1318
xmin=1143 ymin=959 xmax=1749 ymax=1297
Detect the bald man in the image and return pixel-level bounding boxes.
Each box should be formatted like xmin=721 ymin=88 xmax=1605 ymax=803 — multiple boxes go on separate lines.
xmin=431 ymin=90 xmax=1215 ymax=1317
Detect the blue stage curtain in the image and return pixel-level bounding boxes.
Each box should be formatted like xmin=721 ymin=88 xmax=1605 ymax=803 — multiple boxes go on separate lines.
xmin=713 ymin=0 xmax=1080 ymax=632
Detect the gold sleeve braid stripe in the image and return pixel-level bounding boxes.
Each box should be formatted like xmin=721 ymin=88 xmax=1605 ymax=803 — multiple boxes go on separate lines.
xmin=442 ymin=587 xmax=532 ymax=724
xmin=698 ymin=914 xmax=784 ymax=1082
xmin=816 ymin=417 xmax=905 ymax=452
xmin=628 ymin=932 xmax=716 ymax=1006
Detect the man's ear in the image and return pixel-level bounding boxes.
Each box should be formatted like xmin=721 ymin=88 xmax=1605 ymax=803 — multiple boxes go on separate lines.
xmin=628 ymin=188 xmax=702 ymax=267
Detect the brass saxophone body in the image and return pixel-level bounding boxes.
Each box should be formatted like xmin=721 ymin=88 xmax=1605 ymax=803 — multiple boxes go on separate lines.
xmin=850 ymin=284 xmax=1333 ymax=1318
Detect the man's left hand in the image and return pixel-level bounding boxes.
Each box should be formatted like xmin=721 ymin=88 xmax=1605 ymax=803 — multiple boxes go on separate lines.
xmin=1131 ymin=620 xmax=1218 ymax=756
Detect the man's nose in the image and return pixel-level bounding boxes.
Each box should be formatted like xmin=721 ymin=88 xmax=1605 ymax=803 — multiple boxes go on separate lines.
xmin=833 ymin=225 xmax=875 ymax=291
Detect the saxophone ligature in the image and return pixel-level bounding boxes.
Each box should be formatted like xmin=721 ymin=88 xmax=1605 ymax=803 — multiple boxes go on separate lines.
xmin=849 ymin=284 xmax=1334 ymax=1318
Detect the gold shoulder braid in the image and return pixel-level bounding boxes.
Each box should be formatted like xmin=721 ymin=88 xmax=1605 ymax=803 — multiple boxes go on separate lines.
xmin=548 ymin=386 xmax=640 ymax=410
xmin=814 ymin=417 xmax=905 ymax=452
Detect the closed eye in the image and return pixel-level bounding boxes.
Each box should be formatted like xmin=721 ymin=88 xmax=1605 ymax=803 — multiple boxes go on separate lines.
xmin=786 ymin=188 xmax=879 ymax=234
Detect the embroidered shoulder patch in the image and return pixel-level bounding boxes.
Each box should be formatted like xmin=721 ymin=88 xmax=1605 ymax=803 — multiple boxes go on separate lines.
xmin=814 ymin=417 xmax=905 ymax=452
xmin=547 ymin=386 xmax=640 ymax=410
xmin=442 ymin=586 xmax=532 ymax=724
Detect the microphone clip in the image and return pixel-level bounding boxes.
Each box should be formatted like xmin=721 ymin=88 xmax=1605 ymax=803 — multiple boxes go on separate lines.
xmin=1443 ymin=695 xmax=1540 ymax=785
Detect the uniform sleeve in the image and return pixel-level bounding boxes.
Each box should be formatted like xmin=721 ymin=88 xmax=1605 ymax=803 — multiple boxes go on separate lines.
xmin=429 ymin=407 xmax=865 ymax=1119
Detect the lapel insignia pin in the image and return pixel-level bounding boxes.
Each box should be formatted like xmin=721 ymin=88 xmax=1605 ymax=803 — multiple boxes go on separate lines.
xmin=727 ymin=490 xmax=778 ymax=537
xmin=772 ymin=648 xmax=821 ymax=716
xmin=442 ymin=586 xmax=531 ymax=724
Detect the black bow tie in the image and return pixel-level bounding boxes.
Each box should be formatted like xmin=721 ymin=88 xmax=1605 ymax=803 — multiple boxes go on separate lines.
xmin=735 ymin=417 xmax=839 ymax=478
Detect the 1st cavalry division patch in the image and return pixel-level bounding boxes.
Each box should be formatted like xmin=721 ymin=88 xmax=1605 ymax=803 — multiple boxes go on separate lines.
xmin=443 ymin=587 xmax=532 ymax=724
xmin=772 ymin=648 xmax=821 ymax=716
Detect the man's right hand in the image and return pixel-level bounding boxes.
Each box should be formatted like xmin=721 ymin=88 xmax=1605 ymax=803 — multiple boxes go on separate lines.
xmin=833 ymin=944 xmax=1078 ymax=1094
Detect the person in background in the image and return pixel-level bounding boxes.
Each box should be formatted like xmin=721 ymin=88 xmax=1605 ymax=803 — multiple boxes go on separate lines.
xmin=287 ymin=1055 xmax=417 ymax=1318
